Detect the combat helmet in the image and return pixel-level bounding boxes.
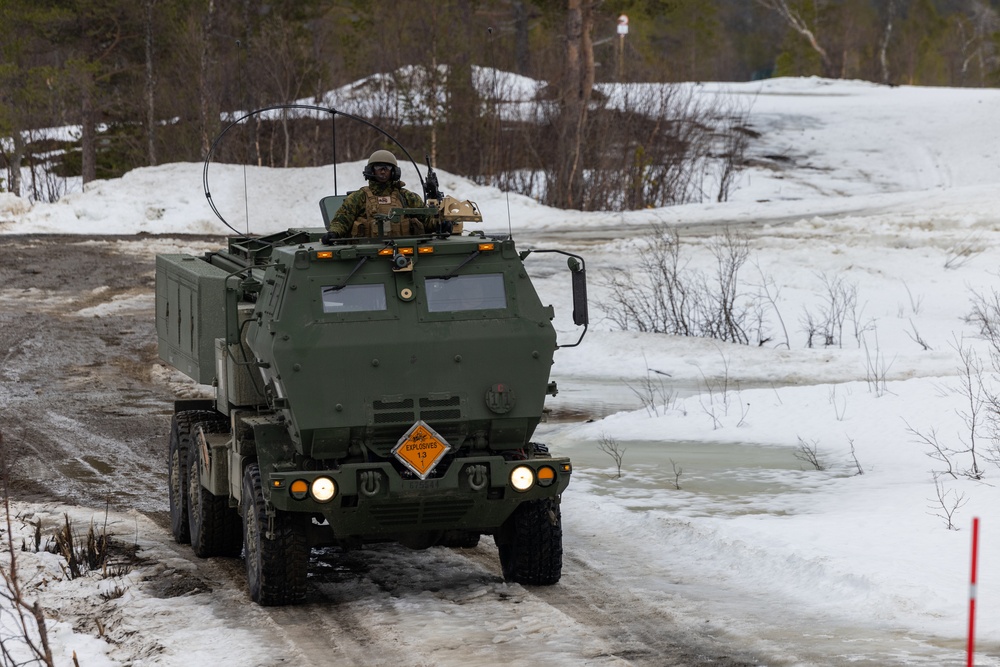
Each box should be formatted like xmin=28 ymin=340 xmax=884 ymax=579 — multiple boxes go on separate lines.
xmin=363 ymin=149 xmax=401 ymax=181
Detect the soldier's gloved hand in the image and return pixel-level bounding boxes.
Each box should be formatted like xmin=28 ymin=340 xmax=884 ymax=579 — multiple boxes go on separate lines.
xmin=321 ymin=231 xmax=339 ymax=245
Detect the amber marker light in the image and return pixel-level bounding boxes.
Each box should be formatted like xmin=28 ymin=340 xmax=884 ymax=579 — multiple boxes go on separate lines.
xmin=378 ymin=248 xmax=395 ymax=256
xmin=536 ymin=465 xmax=556 ymax=487
xmin=478 ymin=243 xmax=496 ymax=251
xmin=417 ymin=246 xmax=435 ymax=254
xmin=399 ymin=247 xmax=414 ymax=255
xmin=315 ymin=251 xmax=333 ymax=259
xmin=290 ymin=479 xmax=309 ymax=500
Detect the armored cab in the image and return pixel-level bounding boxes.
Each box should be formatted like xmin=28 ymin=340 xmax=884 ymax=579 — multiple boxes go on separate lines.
xmin=158 ymin=201 xmax=587 ymax=605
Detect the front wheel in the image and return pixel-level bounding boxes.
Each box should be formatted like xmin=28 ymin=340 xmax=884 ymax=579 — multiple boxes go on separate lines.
xmin=497 ymin=497 xmax=563 ymax=585
xmin=241 ymin=463 xmax=309 ymax=606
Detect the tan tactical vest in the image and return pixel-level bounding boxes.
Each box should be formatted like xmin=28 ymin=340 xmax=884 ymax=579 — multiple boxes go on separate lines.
xmin=350 ymin=186 xmax=425 ymax=238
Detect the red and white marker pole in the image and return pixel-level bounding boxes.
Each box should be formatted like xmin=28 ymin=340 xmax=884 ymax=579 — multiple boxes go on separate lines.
xmin=967 ymin=517 xmax=980 ymax=667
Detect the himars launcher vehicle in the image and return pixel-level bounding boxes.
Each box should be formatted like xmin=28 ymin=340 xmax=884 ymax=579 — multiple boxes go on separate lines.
xmin=156 ymin=107 xmax=589 ymax=605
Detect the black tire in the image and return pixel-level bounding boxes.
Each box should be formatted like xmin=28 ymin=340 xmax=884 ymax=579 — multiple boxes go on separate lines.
xmin=241 ymin=463 xmax=309 ymax=606
xmin=168 ymin=410 xmax=217 ymax=544
xmin=497 ymin=497 xmax=563 ymax=586
xmin=187 ymin=418 xmax=243 ymax=558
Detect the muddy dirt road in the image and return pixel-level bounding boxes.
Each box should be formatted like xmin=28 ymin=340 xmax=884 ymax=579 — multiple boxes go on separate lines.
xmin=0 ymin=235 xmax=779 ymax=666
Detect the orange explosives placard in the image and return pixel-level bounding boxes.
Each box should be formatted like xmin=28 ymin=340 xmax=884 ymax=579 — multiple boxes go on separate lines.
xmin=392 ymin=421 xmax=451 ymax=479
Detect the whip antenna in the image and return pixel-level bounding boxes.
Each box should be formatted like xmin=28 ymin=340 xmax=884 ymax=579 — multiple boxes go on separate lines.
xmin=486 ymin=27 xmax=513 ymax=240
xmin=332 ymin=111 xmax=338 ymax=195
xmin=236 ymin=40 xmax=250 ymax=235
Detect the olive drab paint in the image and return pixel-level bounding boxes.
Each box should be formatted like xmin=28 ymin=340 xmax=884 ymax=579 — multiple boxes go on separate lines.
xmin=157 ymin=191 xmax=589 ymax=605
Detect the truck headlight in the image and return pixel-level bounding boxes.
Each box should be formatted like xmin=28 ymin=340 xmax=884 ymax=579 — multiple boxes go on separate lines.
xmin=311 ymin=477 xmax=337 ymax=502
xmin=510 ymin=465 xmax=535 ymax=492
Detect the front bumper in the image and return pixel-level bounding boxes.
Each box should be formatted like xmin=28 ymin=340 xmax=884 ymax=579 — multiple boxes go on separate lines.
xmin=266 ymin=456 xmax=571 ymax=538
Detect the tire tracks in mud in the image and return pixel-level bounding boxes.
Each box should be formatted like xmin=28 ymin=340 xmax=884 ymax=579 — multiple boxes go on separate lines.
xmin=460 ymin=545 xmax=767 ymax=667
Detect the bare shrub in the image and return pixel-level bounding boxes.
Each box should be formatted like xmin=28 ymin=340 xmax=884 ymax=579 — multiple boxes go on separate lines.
xmin=598 ymin=434 xmax=626 ymax=479
xmin=794 ymin=436 xmax=825 ymax=471
xmin=0 ymin=431 xmax=55 ymax=666
xmin=100 ymin=584 xmax=128 ymax=602
xmin=904 ymin=319 xmax=932 ymax=351
xmin=829 ymin=385 xmax=847 ymax=421
xmin=697 ymin=350 xmax=749 ymax=429
xmin=623 ymin=356 xmax=675 ymax=418
xmin=944 ymin=231 xmax=985 ymax=270
xmin=522 ymin=83 xmax=752 ymax=211
xmin=602 ymin=225 xmax=758 ymax=344
xmin=949 ymin=337 xmax=987 ymax=480
xmin=904 ymin=340 xmax=988 ymax=481
xmin=847 ymin=437 xmax=864 ymax=476
xmin=799 ymin=273 xmax=871 ymax=348
xmin=902 ymin=281 xmax=924 ymax=316
xmin=51 ymin=515 xmax=111 ymax=580
xmin=715 ymin=98 xmax=758 ymax=202
xmin=749 ymin=262 xmax=790 ymax=348
xmin=927 ymin=478 xmax=968 ymax=530
xmin=906 ymin=421 xmax=958 ymax=480
xmin=861 ymin=328 xmax=894 ymax=397
xmin=669 ymin=458 xmax=684 ymax=490
xmin=965 ymin=286 xmax=1000 ymax=365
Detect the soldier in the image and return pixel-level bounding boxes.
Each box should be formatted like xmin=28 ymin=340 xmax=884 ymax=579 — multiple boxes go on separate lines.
xmin=323 ymin=150 xmax=427 ymax=242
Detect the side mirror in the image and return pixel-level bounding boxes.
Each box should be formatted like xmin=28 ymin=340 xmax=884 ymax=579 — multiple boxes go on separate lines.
xmin=520 ymin=248 xmax=588 ymax=348
xmin=568 ymin=257 xmax=588 ymax=327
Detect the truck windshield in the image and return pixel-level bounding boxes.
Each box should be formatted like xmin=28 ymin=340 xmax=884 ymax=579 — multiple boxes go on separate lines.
xmin=425 ymin=274 xmax=506 ymax=312
xmin=321 ymin=283 xmax=387 ymax=313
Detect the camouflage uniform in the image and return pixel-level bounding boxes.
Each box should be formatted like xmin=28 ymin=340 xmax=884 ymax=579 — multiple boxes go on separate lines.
xmin=328 ymin=180 xmax=427 ymax=238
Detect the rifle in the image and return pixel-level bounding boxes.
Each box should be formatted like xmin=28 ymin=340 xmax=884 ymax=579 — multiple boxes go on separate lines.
xmin=423 ymin=155 xmax=443 ymax=203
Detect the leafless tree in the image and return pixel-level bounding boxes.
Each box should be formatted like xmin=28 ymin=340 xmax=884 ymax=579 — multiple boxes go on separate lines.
xmin=670 ymin=458 xmax=683 ymax=490
xmin=927 ymin=478 xmax=967 ymax=531
xmin=956 ymin=1 xmax=1000 ymax=86
xmin=598 ymin=433 xmax=626 ymax=479
xmin=749 ymin=263 xmax=790 ymax=348
xmin=552 ymin=0 xmax=598 ymax=210
xmin=906 ymin=420 xmax=958 ymax=480
xmin=950 ymin=336 xmax=987 ymax=480
xmin=878 ymin=0 xmax=898 ymax=84
xmin=964 ymin=286 xmax=1000 ymax=368
xmin=754 ymin=0 xmax=835 ymax=77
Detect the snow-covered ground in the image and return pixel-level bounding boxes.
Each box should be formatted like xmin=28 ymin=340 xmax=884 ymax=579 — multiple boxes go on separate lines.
xmin=2 ymin=76 xmax=1000 ymax=665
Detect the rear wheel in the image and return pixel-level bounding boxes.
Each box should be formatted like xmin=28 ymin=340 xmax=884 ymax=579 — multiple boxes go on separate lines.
xmin=497 ymin=497 xmax=563 ymax=585
xmin=168 ymin=410 xmax=217 ymax=544
xmin=241 ymin=463 xmax=309 ymax=606
xmin=187 ymin=418 xmax=242 ymax=558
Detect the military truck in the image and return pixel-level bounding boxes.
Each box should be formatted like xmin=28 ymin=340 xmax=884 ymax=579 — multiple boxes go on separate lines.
xmin=157 ymin=113 xmax=588 ymax=605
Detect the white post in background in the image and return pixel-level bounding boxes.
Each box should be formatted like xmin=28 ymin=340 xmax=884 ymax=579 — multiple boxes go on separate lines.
xmin=616 ymin=14 xmax=629 ymax=81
